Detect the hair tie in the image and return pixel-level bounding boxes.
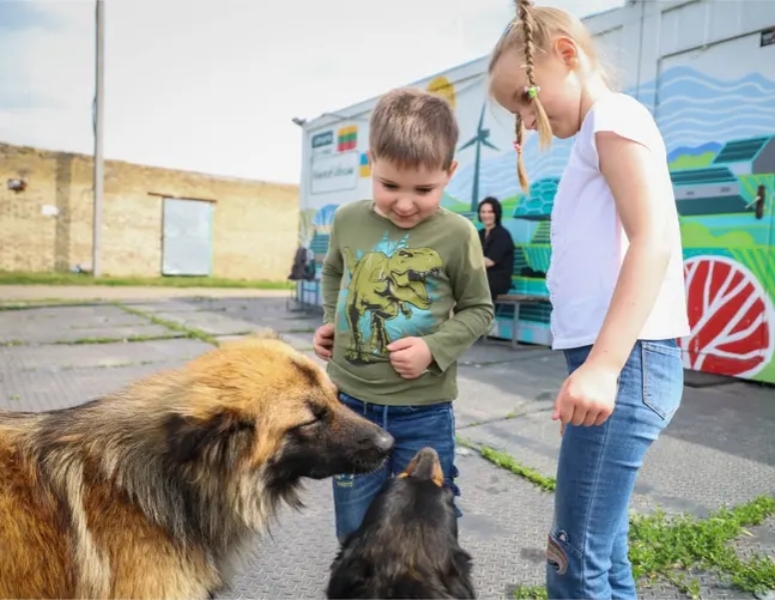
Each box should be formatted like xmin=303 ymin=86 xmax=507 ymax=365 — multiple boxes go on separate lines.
xmin=524 ymin=85 xmax=540 ymax=99
xmin=513 ymin=141 xmax=521 ymax=153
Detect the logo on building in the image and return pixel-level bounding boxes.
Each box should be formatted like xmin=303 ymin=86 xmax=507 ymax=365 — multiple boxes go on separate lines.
xmin=359 ymin=152 xmax=371 ymax=178
xmin=337 ymin=125 xmax=358 ymax=152
xmin=312 ymin=130 xmax=334 ymax=151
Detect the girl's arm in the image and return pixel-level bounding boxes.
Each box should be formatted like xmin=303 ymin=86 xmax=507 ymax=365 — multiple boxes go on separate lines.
xmin=586 ymin=131 xmax=675 ymax=373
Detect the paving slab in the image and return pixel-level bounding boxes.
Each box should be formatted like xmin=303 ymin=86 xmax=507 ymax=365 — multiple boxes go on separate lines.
xmin=145 ymin=311 xmax=262 ymax=336
xmin=0 ymin=310 xmax=148 ymax=332
xmin=663 ymin=382 xmax=775 ymax=467
xmin=460 ymin=400 xmax=775 ymax=518
xmin=173 ymin=297 xmax=324 ymax=333
xmin=0 ymin=338 xmax=213 ymax=372
xmin=455 ymin=348 xmax=566 ymax=427
xmin=0 ymin=362 xmax=178 ymax=411
xmin=123 ymin=300 xmax=208 ymax=313
xmin=1 ymin=323 xmax=181 ymax=345
xmin=0 ymin=303 xmax=151 ymax=333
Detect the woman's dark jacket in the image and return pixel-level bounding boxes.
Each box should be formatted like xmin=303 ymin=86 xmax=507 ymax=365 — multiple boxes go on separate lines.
xmin=479 ymin=225 xmax=515 ymax=300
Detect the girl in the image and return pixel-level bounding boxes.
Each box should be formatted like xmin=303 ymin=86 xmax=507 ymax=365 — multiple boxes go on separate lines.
xmin=487 ymin=1 xmax=690 ymax=598
xmin=478 ymin=196 xmax=515 ymax=302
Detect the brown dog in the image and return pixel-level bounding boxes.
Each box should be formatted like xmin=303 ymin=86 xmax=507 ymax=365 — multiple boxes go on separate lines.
xmin=0 ymin=332 xmax=394 ymax=600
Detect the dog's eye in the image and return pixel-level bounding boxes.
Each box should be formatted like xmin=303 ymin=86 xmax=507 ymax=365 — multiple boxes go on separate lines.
xmin=297 ymin=418 xmax=319 ymax=430
xmin=307 ymin=402 xmax=329 ymax=421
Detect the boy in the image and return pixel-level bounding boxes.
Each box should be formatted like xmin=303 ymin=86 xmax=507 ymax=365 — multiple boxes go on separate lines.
xmin=312 ymin=87 xmax=494 ymax=542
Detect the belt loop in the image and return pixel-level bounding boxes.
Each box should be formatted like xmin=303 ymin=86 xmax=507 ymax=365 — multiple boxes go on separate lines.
xmin=382 ymin=405 xmax=388 ymax=430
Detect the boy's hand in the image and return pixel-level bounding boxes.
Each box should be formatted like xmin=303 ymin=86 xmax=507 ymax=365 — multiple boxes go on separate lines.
xmin=387 ymin=337 xmax=432 ymax=379
xmin=313 ymin=324 xmax=335 ymax=361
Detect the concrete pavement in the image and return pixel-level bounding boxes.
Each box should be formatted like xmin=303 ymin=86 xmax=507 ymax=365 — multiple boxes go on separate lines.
xmin=1 ymin=294 xmax=773 ymax=599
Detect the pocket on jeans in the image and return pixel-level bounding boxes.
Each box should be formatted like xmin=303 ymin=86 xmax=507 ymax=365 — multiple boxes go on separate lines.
xmin=641 ymin=340 xmax=684 ymax=420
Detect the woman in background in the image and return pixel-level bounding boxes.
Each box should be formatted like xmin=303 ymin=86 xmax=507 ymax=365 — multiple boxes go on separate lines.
xmin=478 ymin=196 xmax=515 ymax=302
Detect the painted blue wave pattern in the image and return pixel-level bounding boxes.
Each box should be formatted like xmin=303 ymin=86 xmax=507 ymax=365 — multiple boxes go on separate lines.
xmin=447 ymin=66 xmax=775 ymax=206
xmin=652 ymin=66 xmax=775 ymax=151
xmin=312 ymin=203 xmax=338 ymax=227
xmin=446 ymin=136 xmax=575 ymax=203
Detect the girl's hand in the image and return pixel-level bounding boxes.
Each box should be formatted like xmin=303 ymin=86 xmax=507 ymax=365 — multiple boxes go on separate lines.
xmin=483 ymin=258 xmax=495 ymax=268
xmin=552 ymin=360 xmax=619 ymax=428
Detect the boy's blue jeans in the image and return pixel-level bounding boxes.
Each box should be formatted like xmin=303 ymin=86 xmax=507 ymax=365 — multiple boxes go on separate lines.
xmin=332 ymin=392 xmax=461 ymax=542
xmin=546 ymin=339 xmax=683 ymax=600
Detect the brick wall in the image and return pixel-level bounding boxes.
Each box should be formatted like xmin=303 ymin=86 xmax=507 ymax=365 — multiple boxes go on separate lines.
xmin=0 ymin=143 xmax=299 ymax=281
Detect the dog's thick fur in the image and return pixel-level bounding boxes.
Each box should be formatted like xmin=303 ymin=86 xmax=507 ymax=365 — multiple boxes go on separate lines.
xmin=0 ymin=332 xmax=394 ymax=600
xmin=326 ymin=447 xmax=476 ymax=599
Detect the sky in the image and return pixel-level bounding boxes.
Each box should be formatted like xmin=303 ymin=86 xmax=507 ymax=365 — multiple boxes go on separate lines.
xmin=0 ymin=0 xmax=624 ymax=185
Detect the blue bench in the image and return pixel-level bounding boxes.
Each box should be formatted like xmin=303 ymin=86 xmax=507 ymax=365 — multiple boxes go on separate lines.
xmin=489 ymin=293 xmax=552 ymax=348
xmin=286 ymin=279 xmax=321 ymax=314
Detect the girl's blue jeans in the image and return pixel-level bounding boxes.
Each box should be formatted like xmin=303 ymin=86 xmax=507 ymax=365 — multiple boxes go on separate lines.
xmin=546 ymin=338 xmax=684 ymax=600
xmin=331 ymin=392 xmax=461 ymax=542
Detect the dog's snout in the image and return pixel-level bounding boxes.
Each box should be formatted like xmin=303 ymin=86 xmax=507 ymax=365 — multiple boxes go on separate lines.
xmin=399 ymin=446 xmax=444 ymax=486
xmin=372 ymin=430 xmax=394 ymax=453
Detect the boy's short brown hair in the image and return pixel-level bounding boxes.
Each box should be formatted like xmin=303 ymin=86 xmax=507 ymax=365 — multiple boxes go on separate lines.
xmin=369 ymin=87 xmax=459 ymax=172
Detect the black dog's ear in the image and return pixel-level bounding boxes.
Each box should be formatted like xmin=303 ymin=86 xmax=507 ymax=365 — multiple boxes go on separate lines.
xmin=326 ymin=550 xmax=374 ymax=600
xmin=443 ymin=548 xmax=476 ymax=599
xmin=165 ymin=409 xmax=255 ymax=468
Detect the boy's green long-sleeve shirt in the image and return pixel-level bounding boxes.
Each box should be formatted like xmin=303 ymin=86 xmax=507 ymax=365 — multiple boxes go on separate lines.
xmin=321 ymin=199 xmax=494 ymax=406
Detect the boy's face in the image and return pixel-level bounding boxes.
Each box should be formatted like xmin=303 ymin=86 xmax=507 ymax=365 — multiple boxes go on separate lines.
xmin=369 ymin=154 xmax=457 ymax=229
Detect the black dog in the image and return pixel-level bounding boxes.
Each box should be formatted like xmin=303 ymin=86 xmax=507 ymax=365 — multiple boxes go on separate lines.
xmin=326 ymin=447 xmax=476 ymax=599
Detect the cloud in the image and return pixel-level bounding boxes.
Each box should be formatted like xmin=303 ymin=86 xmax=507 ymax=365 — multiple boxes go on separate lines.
xmin=0 ymin=0 xmax=624 ymax=184
xmin=0 ymin=1 xmax=61 ymax=32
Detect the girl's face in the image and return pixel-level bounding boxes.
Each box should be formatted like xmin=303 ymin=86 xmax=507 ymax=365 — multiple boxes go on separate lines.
xmin=489 ymin=37 xmax=586 ymax=140
xmin=479 ymin=203 xmax=496 ymax=227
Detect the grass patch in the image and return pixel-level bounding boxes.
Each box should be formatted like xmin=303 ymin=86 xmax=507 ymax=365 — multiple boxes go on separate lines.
xmin=630 ymin=495 xmax=775 ymax=598
xmin=117 ymin=304 xmax=219 ymax=345
xmin=0 ymin=299 xmax=104 ymax=311
xmin=457 ymin=437 xmax=556 ymax=492
xmin=0 ymin=270 xmax=293 ymax=290
xmin=53 ymin=334 xmax=181 ymax=345
xmin=461 ymin=440 xmax=775 ymax=599
xmin=510 ymin=497 xmax=775 ymax=599
xmin=512 ymin=585 xmax=548 ymax=599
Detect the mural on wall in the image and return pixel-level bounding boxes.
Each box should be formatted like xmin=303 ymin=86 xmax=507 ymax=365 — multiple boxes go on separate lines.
xmin=443 ymin=64 xmax=775 ymax=383
xmin=299 ymin=78 xmax=460 ymax=278
xmin=300 ymin=59 xmax=775 ymax=384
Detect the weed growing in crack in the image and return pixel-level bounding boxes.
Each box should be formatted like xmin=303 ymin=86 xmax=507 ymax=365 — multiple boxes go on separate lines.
xmin=458 ymin=438 xmax=774 ymax=599
xmin=117 ymin=304 xmax=218 ymax=345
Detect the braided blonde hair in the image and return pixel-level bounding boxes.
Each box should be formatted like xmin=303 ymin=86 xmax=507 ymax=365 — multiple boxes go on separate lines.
xmin=489 ymin=0 xmax=602 ymax=191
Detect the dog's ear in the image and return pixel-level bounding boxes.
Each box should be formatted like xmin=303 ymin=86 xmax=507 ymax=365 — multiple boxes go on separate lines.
xmin=165 ymin=409 xmax=255 ymax=468
xmin=443 ymin=548 xmax=476 ymax=599
xmin=326 ymin=550 xmax=374 ymax=599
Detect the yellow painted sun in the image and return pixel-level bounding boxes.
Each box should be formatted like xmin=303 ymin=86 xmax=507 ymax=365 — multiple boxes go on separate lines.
xmin=426 ymin=76 xmax=456 ymax=110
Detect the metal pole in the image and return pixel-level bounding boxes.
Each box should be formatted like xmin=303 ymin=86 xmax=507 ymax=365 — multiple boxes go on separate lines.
xmin=92 ymin=0 xmax=104 ymax=277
